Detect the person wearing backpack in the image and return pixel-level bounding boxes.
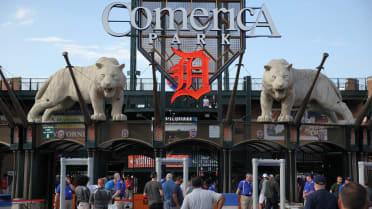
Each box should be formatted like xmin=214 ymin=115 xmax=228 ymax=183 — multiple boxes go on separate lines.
xmin=75 ymin=175 xmax=91 ymax=209
xmin=90 ymin=178 xmax=112 ymax=209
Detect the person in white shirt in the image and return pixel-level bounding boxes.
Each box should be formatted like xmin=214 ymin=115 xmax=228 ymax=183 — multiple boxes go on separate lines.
xmin=181 ymin=176 xmax=225 ymax=209
xmin=259 ymin=173 xmax=269 ymax=209
xmin=202 ymin=96 xmax=210 ymax=108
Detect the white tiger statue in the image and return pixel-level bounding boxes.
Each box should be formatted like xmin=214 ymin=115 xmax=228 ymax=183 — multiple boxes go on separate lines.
xmin=27 ymin=57 xmax=127 ymax=122
xmin=257 ymin=59 xmax=354 ymax=124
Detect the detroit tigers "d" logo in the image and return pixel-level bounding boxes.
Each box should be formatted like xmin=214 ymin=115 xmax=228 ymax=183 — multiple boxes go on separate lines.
xmin=170 ymin=48 xmax=211 ymax=103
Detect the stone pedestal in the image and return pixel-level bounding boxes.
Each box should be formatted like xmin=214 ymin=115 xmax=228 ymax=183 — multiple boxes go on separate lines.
xmin=367 ymin=76 xmax=372 ymax=96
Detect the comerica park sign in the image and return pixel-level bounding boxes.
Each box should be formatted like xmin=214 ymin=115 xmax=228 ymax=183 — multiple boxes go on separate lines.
xmin=102 ymin=2 xmax=280 ymax=41
xmin=103 ymin=2 xmax=280 ymax=42
xmin=102 ymin=0 xmax=280 ymax=102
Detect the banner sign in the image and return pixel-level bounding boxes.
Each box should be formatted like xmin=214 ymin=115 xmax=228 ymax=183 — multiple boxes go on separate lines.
xmin=128 ymin=155 xmax=154 ymax=168
xmin=257 ymin=109 xmax=328 ymax=140
xmin=128 ymin=154 xmax=188 ymax=168
xmin=41 ymin=124 xmax=85 ymax=140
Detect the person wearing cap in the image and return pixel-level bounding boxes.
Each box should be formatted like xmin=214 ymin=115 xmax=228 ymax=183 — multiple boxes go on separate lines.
xmin=303 ymin=175 xmax=315 ymax=204
xmin=339 ymin=177 xmax=351 ymax=194
xmin=144 ymin=172 xmax=164 ymax=209
xmin=236 ymin=173 xmax=253 ymax=209
xmin=259 ymin=173 xmax=269 ymax=209
xmin=304 ymin=175 xmax=338 ymax=209
xmin=330 ymin=176 xmax=343 ymax=199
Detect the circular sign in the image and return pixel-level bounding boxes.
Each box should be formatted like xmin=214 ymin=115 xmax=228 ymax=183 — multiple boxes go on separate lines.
xmin=57 ymin=130 xmax=65 ymax=139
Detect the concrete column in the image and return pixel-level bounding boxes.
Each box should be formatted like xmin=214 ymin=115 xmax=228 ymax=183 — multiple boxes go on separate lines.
xmin=347 ymin=152 xmax=352 ymax=178
xmin=288 ymin=150 xmax=297 ymax=202
xmin=23 ymin=150 xmax=29 ymax=199
xmin=88 ymin=157 xmax=94 ymax=186
xmin=60 ymin=158 xmax=66 ymax=209
xmin=218 ymin=149 xmax=224 ymax=193
xmin=244 ymin=76 xmax=252 ymax=122
xmin=222 ymin=149 xmax=227 ymax=192
xmin=28 ymin=150 xmax=34 ymax=200
xmin=252 ymin=159 xmax=258 ymax=209
xmin=228 ymin=149 xmax=232 ymax=193
xmin=15 ymin=150 xmax=24 ymax=198
xmin=367 ymin=76 xmax=372 ymax=96
xmin=351 ymin=152 xmax=358 ymax=181
xmin=156 ymin=158 xmax=161 ymax=182
xmin=280 ymin=159 xmax=286 ymax=209
xmin=11 ymin=150 xmax=16 ymax=198
xmin=182 ymin=158 xmax=188 ymax=191
xmin=359 ymin=161 xmax=366 ymax=185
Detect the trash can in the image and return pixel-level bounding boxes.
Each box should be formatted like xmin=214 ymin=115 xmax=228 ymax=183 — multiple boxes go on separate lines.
xmin=222 ymin=193 xmax=239 ymax=209
xmin=0 ymin=194 xmax=11 ymax=209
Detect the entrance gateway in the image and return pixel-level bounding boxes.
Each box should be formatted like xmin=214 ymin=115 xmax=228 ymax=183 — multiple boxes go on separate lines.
xmin=59 ymin=158 xmax=93 ymax=209
xmin=252 ymin=158 xmax=286 ymax=209
xmin=155 ymin=157 xmax=189 ymax=191
xmin=358 ymin=161 xmax=372 ymax=186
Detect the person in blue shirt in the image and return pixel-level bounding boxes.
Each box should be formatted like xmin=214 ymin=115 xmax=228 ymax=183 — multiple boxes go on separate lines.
xmin=171 ymin=176 xmax=184 ymax=209
xmin=162 ymin=173 xmax=175 ymax=209
xmin=54 ymin=177 xmax=75 ymax=209
xmin=236 ymin=173 xmax=253 ymax=209
xmin=105 ymin=177 xmax=115 ymax=194
xmin=304 ymin=175 xmax=338 ymax=209
xmin=208 ymin=180 xmax=216 ymax=192
xmin=112 ymin=173 xmax=126 ymax=209
xmin=339 ymin=177 xmax=351 ymax=194
xmin=303 ymin=175 xmax=315 ymax=204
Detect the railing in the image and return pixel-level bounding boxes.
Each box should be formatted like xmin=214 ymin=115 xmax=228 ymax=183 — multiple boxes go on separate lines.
xmin=0 ymin=77 xmax=367 ymax=91
xmin=251 ymin=78 xmax=367 ymax=91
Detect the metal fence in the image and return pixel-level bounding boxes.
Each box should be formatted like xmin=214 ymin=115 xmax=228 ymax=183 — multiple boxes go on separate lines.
xmin=251 ymin=78 xmax=367 ymax=91
xmin=0 ymin=77 xmax=367 ymax=92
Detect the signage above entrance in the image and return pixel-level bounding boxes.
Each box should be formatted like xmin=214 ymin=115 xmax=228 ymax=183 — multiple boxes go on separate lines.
xmin=102 ymin=0 xmax=280 ymax=100
xmin=102 ymin=2 xmax=280 ymax=38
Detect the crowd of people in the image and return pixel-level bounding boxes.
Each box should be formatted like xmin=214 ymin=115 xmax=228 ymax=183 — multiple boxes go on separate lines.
xmin=301 ymin=175 xmax=371 ymax=209
xmin=144 ymin=172 xmax=225 ymax=209
xmin=54 ymin=172 xmax=221 ymax=209
xmin=54 ymin=173 xmax=134 ymax=209
xmin=235 ymin=172 xmax=372 ymax=209
xmin=235 ymin=173 xmax=281 ymax=209
xmin=53 ymin=171 xmax=372 ymax=209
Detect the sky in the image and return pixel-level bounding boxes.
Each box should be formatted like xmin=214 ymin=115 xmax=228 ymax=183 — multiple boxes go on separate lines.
xmin=0 ymin=0 xmax=371 ymax=81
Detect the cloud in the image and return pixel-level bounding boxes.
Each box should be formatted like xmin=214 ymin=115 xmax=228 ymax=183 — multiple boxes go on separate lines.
xmin=19 ymin=19 xmax=35 ymax=25
xmin=55 ymin=43 xmax=131 ymax=60
xmin=27 ymin=36 xmax=149 ymax=65
xmin=27 ymin=36 xmax=73 ymax=43
xmin=10 ymin=8 xmax=36 ymax=26
xmin=14 ymin=8 xmax=34 ymax=20
xmin=1 ymin=21 xmax=12 ymax=27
